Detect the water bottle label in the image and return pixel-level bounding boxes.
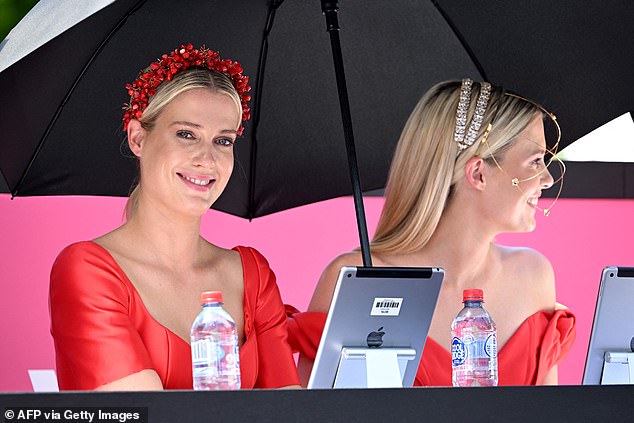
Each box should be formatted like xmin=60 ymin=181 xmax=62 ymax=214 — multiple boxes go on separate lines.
xmin=192 ymin=339 xmax=223 ymax=366
xmin=485 ymin=334 xmax=497 ymax=358
xmin=462 ymin=334 xmax=475 ymax=345
xmin=451 ymin=337 xmax=467 ymax=366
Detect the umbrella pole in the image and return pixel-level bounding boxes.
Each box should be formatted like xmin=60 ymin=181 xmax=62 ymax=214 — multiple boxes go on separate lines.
xmin=321 ymin=0 xmax=373 ymax=268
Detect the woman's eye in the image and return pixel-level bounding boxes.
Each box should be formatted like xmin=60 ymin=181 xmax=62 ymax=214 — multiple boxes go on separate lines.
xmin=176 ymin=130 xmax=195 ymax=140
xmin=216 ymin=138 xmax=235 ymax=147
xmin=532 ymin=157 xmax=544 ymax=167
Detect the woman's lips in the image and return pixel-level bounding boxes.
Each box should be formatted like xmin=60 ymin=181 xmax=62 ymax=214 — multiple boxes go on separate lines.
xmin=178 ymin=173 xmax=215 ymax=191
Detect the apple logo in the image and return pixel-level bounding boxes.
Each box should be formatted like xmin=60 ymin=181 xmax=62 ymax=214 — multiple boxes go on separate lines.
xmin=367 ymin=327 xmax=385 ymax=348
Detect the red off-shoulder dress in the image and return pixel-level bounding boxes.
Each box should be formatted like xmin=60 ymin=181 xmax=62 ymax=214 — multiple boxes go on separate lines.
xmin=286 ymin=306 xmax=575 ymax=385
xmin=50 ymin=242 xmax=300 ymax=390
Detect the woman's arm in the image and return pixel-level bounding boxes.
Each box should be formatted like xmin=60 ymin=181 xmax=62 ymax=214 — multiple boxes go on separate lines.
xmin=50 ymin=243 xmax=157 ymax=390
xmin=241 ymin=247 xmax=301 ymax=388
xmin=541 ymin=365 xmax=558 ymax=385
xmin=297 ymin=356 xmax=314 ymax=388
xmin=514 ymin=248 xmax=564 ymax=386
xmin=95 ymin=369 xmax=163 ymax=391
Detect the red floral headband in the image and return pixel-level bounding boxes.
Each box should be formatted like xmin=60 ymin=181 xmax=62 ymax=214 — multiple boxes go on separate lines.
xmin=122 ymin=43 xmax=252 ymax=135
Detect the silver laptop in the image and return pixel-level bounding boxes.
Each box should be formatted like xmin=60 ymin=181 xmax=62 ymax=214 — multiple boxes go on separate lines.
xmin=583 ymin=266 xmax=634 ymax=385
xmin=307 ymin=266 xmax=444 ymax=389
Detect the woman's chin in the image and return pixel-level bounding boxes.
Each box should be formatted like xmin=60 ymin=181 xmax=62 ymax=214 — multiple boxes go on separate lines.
xmin=520 ymin=218 xmax=537 ymax=233
xmin=179 ymin=197 xmax=217 ymax=218
xmin=504 ymin=217 xmax=537 ymax=234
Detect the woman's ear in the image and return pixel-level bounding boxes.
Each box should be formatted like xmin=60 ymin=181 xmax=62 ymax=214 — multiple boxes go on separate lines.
xmin=463 ymin=156 xmax=487 ymax=190
xmin=127 ymin=119 xmax=145 ymax=158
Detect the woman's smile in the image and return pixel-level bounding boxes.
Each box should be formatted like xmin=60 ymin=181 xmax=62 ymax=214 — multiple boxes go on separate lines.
xmin=177 ymin=172 xmax=216 ymax=192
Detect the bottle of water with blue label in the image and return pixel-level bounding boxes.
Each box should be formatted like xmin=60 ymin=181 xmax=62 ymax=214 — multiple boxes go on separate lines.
xmin=190 ymin=291 xmax=241 ymax=390
xmin=451 ymin=288 xmax=498 ymax=387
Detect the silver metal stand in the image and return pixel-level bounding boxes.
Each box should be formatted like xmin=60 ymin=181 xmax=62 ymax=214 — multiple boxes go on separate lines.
xmin=601 ymin=352 xmax=634 ymax=384
xmin=333 ymin=347 xmax=416 ymax=388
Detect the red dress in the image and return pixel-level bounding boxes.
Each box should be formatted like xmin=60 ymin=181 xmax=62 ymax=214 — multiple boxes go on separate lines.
xmin=50 ymin=241 xmax=300 ymax=390
xmin=286 ymin=306 xmax=576 ymax=385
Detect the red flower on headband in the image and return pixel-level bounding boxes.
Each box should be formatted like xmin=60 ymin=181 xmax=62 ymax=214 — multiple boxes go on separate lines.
xmin=122 ymin=43 xmax=252 ymax=135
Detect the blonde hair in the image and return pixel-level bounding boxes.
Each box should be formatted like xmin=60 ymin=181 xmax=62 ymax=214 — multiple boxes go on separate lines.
xmin=124 ymin=69 xmax=242 ymax=218
xmin=371 ymin=80 xmax=542 ymax=255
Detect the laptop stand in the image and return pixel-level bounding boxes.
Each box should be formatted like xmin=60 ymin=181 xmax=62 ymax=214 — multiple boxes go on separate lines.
xmin=601 ymin=352 xmax=634 ymax=384
xmin=333 ymin=347 xmax=416 ymax=388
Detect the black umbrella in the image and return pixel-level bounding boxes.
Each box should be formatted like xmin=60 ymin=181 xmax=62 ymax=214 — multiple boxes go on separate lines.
xmin=0 ymin=0 xmax=478 ymax=206
xmin=0 ymin=0 xmax=479 ymax=266
xmin=1 ymin=0 xmax=633 ymax=255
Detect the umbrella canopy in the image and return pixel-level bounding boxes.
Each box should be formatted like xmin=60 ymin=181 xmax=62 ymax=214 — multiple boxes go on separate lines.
xmin=0 ymin=0 xmax=477 ymax=218
xmin=1 ymin=0 xmax=633 ymax=218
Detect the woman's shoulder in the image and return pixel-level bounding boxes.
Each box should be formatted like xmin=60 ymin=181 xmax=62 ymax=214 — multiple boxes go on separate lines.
xmin=496 ymin=245 xmax=553 ymax=276
xmin=495 ymin=245 xmax=555 ymax=308
xmin=54 ymin=240 xmax=112 ymax=267
xmin=230 ymin=245 xmax=265 ymax=264
xmin=327 ymin=251 xmax=366 ymax=270
xmin=50 ymin=241 xmax=132 ymax=305
xmin=321 ymin=251 xmax=370 ymax=285
xmin=307 ymin=251 xmax=366 ymax=312
xmin=223 ymin=245 xmax=273 ymax=286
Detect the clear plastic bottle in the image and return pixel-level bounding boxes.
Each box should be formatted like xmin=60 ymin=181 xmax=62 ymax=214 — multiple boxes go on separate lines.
xmin=190 ymin=291 xmax=241 ymax=390
xmin=451 ymin=288 xmax=498 ymax=387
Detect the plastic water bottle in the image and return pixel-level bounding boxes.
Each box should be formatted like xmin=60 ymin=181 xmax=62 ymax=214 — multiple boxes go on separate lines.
xmin=190 ymin=291 xmax=241 ymax=390
xmin=451 ymin=288 xmax=498 ymax=387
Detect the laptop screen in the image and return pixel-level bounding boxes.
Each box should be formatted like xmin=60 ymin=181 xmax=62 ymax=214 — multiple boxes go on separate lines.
xmin=308 ymin=266 xmax=444 ymax=389
xmin=583 ymin=266 xmax=634 ymax=385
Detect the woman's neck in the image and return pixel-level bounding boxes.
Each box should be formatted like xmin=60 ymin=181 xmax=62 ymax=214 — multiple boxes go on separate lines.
xmin=416 ymin=196 xmax=499 ymax=289
xmin=122 ymin=198 xmax=206 ymax=269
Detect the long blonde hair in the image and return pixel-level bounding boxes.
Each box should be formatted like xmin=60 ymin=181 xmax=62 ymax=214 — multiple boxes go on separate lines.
xmin=371 ymin=80 xmax=542 ymax=255
xmin=124 ymin=69 xmax=242 ymax=218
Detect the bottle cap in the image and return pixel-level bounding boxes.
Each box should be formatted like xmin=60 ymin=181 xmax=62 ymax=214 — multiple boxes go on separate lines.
xmin=200 ymin=291 xmax=223 ymax=304
xmin=463 ymin=288 xmax=484 ymax=302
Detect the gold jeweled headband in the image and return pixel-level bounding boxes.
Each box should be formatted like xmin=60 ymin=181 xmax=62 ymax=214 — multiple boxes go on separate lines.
xmin=454 ymin=78 xmax=491 ymax=151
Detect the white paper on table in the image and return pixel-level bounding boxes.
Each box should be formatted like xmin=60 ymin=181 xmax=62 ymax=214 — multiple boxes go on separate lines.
xmin=28 ymin=369 xmax=59 ymax=392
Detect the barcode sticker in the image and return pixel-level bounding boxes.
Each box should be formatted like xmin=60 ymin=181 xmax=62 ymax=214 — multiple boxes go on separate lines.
xmin=370 ymin=297 xmax=403 ymax=316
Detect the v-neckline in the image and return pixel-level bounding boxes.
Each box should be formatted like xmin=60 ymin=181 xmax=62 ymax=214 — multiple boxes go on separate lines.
xmin=86 ymin=240 xmax=251 ymax=348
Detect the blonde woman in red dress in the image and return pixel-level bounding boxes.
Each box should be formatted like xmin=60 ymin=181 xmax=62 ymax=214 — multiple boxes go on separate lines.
xmin=288 ymin=79 xmax=575 ymax=386
xmin=50 ymin=45 xmax=300 ymax=390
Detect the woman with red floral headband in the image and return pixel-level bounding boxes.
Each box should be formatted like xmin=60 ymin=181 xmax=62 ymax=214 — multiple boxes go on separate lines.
xmin=49 ymin=45 xmax=300 ymax=390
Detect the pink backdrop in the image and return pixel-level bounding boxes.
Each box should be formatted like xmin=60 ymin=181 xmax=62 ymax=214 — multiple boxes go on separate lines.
xmin=1 ymin=194 xmax=632 ymax=391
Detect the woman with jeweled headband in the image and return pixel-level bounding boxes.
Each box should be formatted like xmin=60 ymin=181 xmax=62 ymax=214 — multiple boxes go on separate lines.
xmin=49 ymin=44 xmax=300 ymax=390
xmin=288 ymin=79 xmax=576 ymax=386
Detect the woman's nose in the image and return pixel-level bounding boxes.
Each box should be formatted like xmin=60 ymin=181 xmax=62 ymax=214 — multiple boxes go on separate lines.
xmin=541 ymin=166 xmax=554 ymax=189
xmin=193 ymin=145 xmax=215 ymax=167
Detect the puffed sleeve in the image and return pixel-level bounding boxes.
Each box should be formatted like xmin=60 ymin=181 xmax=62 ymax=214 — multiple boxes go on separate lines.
xmin=49 ymin=242 xmax=153 ymax=390
xmin=535 ymin=308 xmax=576 ymax=384
xmin=238 ymin=247 xmax=300 ymax=388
